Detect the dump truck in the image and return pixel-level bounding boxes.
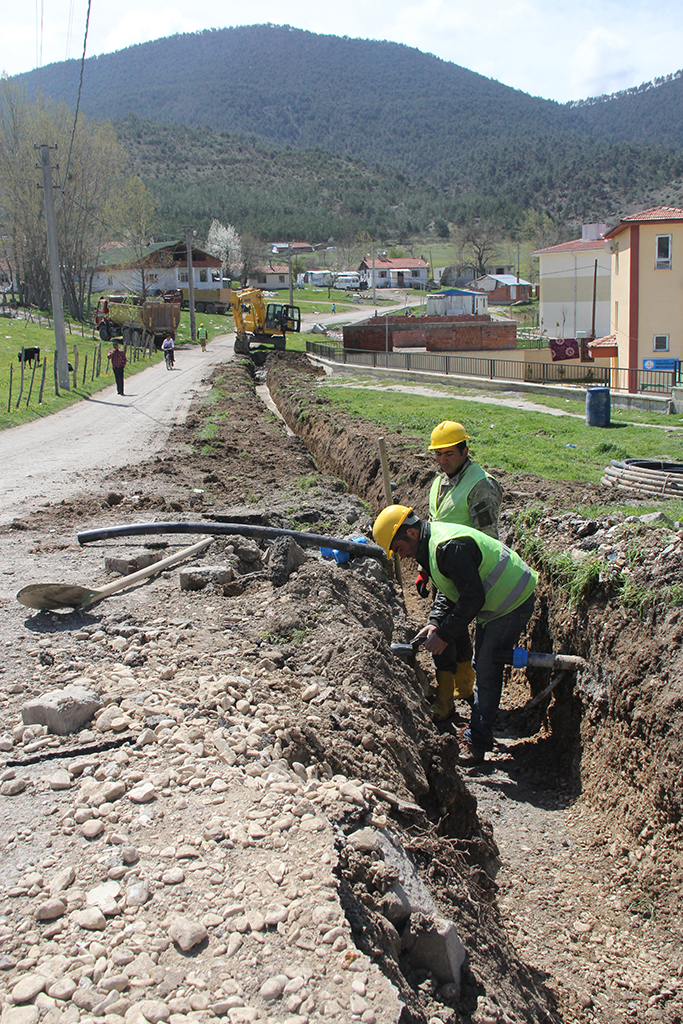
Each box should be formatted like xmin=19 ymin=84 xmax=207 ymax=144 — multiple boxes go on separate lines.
xmin=96 ymin=295 xmax=181 ymax=350
xmin=164 ymin=287 xmax=232 ymax=315
xmin=231 ymin=288 xmax=301 ymax=355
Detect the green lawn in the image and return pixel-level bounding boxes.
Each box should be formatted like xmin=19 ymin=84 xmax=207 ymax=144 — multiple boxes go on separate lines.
xmin=319 ymin=386 xmax=683 ymax=483
xmin=0 ymin=312 xmax=166 ymax=429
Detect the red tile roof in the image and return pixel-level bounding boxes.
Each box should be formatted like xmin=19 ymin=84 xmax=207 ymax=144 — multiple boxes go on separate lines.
xmin=605 ymin=206 xmax=683 ymax=238
xmin=533 ymin=238 xmax=606 ymax=254
xmin=587 ymin=334 xmax=617 ymax=349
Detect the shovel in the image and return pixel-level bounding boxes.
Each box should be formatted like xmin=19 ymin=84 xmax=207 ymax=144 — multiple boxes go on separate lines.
xmin=16 ymin=538 xmax=214 ymax=611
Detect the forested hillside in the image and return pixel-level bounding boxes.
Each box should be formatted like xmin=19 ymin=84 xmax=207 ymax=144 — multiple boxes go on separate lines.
xmin=13 ymin=25 xmax=683 ymax=241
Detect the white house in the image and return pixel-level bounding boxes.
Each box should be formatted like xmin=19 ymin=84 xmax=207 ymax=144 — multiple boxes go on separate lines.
xmin=91 ymin=241 xmax=226 ymax=296
xmin=426 ymin=289 xmax=488 ymax=316
xmin=470 ymin=274 xmax=533 ymax=304
xmin=533 ymin=224 xmax=611 ymax=339
xmin=358 ymin=254 xmax=429 ymax=289
xmin=247 ymin=264 xmax=291 ymax=290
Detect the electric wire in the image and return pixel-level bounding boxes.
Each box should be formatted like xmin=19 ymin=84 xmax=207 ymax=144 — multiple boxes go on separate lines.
xmin=61 ymin=0 xmax=92 ymax=193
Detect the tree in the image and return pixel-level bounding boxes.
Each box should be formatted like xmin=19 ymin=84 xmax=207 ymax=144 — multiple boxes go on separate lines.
xmin=0 ymin=82 xmax=131 ymax=319
xmin=455 ymin=220 xmax=501 ymax=278
xmin=206 ymin=219 xmax=242 ymax=281
xmin=110 ymin=175 xmax=158 ymax=298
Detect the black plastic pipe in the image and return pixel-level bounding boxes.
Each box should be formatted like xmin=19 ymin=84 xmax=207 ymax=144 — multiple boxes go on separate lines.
xmin=77 ymin=521 xmax=386 ymax=561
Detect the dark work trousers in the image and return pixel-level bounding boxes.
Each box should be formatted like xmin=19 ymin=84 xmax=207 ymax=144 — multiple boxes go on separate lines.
xmin=465 ymin=593 xmax=536 ymax=751
xmin=113 ymin=366 xmax=125 ymax=395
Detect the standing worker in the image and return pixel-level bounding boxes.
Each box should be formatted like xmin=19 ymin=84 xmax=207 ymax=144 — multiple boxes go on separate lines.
xmin=373 ymin=506 xmax=537 ymax=766
xmin=416 ymin=420 xmax=504 ymax=718
xmin=109 ymin=340 xmax=127 ymax=396
xmin=197 ymin=323 xmax=208 ymax=351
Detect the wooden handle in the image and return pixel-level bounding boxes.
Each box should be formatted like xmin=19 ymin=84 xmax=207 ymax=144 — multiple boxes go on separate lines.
xmin=92 ymin=538 xmax=214 ymax=600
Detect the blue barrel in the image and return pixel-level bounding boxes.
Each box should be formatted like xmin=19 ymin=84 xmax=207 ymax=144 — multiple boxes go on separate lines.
xmin=586 ymin=387 xmax=610 ymax=427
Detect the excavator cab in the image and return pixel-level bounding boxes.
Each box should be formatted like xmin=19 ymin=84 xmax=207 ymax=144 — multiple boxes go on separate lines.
xmin=232 ymin=288 xmax=301 ymax=355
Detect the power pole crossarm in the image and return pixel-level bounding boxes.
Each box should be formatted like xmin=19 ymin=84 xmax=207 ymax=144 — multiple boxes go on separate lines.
xmin=38 ymin=144 xmax=70 ymax=390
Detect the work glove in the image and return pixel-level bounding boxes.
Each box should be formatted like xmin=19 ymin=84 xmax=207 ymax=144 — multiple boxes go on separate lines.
xmin=415 ymin=570 xmax=430 ymax=598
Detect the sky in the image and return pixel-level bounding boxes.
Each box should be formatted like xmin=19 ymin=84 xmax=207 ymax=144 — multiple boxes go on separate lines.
xmin=4 ymin=0 xmax=683 ymax=103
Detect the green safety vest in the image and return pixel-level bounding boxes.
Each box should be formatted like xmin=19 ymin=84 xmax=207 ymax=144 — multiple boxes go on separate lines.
xmin=428 ymin=521 xmax=537 ymax=623
xmin=197 ymin=327 xmax=208 ymax=340
xmin=429 ymin=462 xmax=489 ymax=524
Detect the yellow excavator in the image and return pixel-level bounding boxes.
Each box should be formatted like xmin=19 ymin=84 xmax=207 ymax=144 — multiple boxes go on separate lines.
xmin=230 ymin=288 xmax=301 ymax=355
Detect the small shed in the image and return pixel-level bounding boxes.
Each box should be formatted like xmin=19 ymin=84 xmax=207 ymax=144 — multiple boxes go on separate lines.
xmin=427 ymin=289 xmax=488 ymax=316
xmin=470 ymin=274 xmax=532 ymax=304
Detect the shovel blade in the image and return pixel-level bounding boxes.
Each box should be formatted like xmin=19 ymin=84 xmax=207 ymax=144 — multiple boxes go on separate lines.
xmin=16 ymin=584 xmax=99 ymax=611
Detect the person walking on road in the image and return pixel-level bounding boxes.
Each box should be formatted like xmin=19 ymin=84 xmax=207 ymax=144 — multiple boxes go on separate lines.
xmin=415 ymin=420 xmax=504 ymax=718
xmin=109 ymin=340 xmax=127 ymax=396
xmin=373 ymin=505 xmax=537 ymax=767
xmin=197 ymin=323 xmax=208 ymax=351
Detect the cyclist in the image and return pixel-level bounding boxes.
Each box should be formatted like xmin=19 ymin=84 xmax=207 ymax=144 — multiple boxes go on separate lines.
xmin=161 ymin=333 xmax=175 ymax=369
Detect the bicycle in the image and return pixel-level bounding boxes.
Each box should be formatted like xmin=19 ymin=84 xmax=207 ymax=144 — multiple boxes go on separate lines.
xmin=164 ymin=348 xmax=174 ymax=370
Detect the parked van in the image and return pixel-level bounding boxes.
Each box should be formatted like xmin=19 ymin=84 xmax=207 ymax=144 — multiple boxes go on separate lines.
xmin=335 ymin=272 xmax=361 ymax=290
xmin=308 ymin=270 xmax=334 ymax=287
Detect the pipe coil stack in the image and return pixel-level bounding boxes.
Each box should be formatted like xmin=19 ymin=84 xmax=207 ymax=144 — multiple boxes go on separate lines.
xmin=601 ymin=459 xmax=683 ymax=498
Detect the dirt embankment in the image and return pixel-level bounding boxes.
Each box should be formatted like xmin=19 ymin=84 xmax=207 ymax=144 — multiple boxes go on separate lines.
xmin=268 ymin=354 xmax=683 ymax=885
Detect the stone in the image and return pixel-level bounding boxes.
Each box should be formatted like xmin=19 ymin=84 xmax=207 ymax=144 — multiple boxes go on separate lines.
xmin=135 ymin=1000 xmax=170 ymax=1023
xmin=1 ymin=1009 xmax=39 ymax=1024
xmin=21 ymin=686 xmax=101 ymax=736
xmin=72 ymin=907 xmax=106 ymax=931
xmin=49 ymin=866 xmax=75 ymax=895
xmin=35 ymin=899 xmax=66 ymax=922
xmin=167 ymin=916 xmax=208 ymax=951
xmin=128 ymin=782 xmax=156 ymax=804
xmin=47 ymin=770 xmax=71 ymax=790
xmin=87 ymin=882 xmax=121 ymax=915
xmin=179 ymin=566 xmax=234 ymax=591
xmin=81 ymin=820 xmax=105 ymax=839
xmin=12 ymin=975 xmax=46 ymax=1004
xmin=1 ymin=778 xmax=26 ymax=796
xmin=405 ymin=915 xmax=465 ymax=990
xmin=162 ymin=868 xmax=184 ymax=885
xmin=46 ymin=978 xmax=77 ymax=1000
xmin=125 ymin=880 xmax=149 ymax=907
xmin=260 ymin=974 xmax=288 ymax=1000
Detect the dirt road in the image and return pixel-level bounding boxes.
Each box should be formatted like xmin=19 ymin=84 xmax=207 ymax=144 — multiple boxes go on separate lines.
xmin=0 ymin=336 xmax=234 ymax=524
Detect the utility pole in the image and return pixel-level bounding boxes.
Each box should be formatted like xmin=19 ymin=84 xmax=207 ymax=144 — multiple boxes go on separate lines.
xmin=372 ymin=245 xmax=376 ymax=307
xmin=288 ymin=244 xmax=294 ymax=308
xmin=186 ymin=227 xmax=196 ymax=342
xmin=37 ymin=144 xmax=69 ymax=390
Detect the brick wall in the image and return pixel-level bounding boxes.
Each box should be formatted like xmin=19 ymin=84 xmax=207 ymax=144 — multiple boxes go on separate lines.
xmin=343 ymin=314 xmax=516 ymax=352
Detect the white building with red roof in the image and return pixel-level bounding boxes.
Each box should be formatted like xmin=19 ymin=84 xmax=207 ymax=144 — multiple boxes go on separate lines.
xmin=532 ymin=224 xmax=611 ymax=340
xmin=358 ymin=254 xmax=429 ymax=289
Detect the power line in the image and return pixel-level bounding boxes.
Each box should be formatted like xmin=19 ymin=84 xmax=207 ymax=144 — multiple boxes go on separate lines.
xmin=61 ymin=0 xmax=92 ymax=191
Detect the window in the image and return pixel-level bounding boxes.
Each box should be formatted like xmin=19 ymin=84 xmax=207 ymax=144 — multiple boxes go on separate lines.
xmin=179 ymin=272 xmax=188 ymax=283
xmin=279 ymin=275 xmax=285 ymax=283
xmin=379 ymin=271 xmax=387 ymax=278
xmin=655 ymin=235 xmax=672 ymax=270
xmin=411 ymin=269 xmax=420 ymax=277
xmin=199 ymin=269 xmax=208 ymax=283
xmin=654 ymin=334 xmax=669 ymax=352
xmin=257 ymin=274 xmax=266 ymax=284
xmin=146 ymin=273 xmax=158 ymax=283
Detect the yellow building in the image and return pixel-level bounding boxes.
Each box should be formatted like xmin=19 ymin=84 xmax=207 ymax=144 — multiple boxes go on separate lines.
xmin=604 ymin=207 xmax=683 ymax=384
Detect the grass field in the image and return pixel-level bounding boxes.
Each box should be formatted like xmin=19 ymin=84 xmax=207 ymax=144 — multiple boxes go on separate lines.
xmin=318 ymin=385 xmax=683 ymax=484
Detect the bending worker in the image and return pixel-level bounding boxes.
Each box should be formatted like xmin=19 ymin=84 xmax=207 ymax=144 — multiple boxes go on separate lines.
xmin=373 ymin=505 xmax=537 ymax=767
xmin=417 ymin=420 xmax=504 ymax=719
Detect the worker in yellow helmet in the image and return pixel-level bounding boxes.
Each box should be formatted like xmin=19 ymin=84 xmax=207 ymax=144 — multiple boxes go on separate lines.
xmin=373 ymin=505 xmax=537 ymax=767
xmin=197 ymin=323 xmax=208 ymax=351
xmin=414 ymin=420 xmax=504 ymax=720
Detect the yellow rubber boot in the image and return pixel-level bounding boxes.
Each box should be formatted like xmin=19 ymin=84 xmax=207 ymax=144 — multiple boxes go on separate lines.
xmin=432 ymin=670 xmax=456 ymax=721
xmin=453 ymin=661 xmax=475 ymax=702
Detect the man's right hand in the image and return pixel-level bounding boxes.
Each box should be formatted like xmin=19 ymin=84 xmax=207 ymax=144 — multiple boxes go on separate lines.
xmin=415 ymin=570 xmax=430 ymax=598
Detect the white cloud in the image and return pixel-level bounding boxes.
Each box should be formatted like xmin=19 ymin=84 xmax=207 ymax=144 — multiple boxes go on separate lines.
xmin=99 ymin=7 xmax=204 ymax=56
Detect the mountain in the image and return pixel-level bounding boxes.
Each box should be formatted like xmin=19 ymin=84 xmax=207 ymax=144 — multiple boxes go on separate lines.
xmin=13 ymin=25 xmax=683 ymax=237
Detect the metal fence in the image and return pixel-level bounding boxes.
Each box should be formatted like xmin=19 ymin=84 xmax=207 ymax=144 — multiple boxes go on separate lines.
xmin=306 ymin=342 xmax=680 ymax=394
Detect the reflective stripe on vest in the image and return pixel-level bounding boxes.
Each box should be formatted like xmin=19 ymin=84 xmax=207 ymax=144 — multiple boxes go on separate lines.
xmin=428 ymin=522 xmax=537 ymax=623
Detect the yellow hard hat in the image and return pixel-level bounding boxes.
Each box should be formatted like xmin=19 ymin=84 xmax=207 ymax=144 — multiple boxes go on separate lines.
xmin=373 ymin=505 xmax=413 ymax=556
xmin=428 ymin=420 xmax=469 ymax=450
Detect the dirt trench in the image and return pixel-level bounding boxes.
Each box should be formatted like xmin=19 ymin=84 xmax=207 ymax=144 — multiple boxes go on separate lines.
xmin=265 ymin=352 xmax=683 ymax=1024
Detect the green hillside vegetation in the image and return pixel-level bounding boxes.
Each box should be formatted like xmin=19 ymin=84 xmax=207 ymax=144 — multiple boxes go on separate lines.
xmin=15 ymin=25 xmax=683 ymax=236
xmin=571 ymin=71 xmax=683 ymax=151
